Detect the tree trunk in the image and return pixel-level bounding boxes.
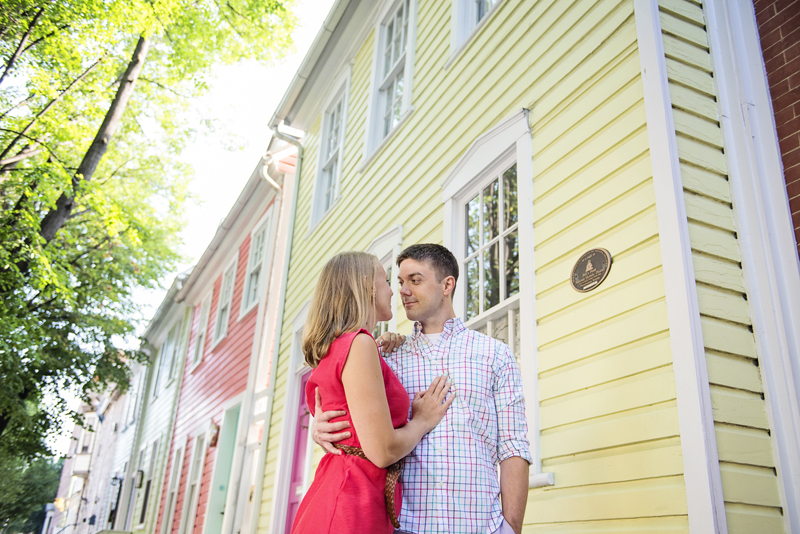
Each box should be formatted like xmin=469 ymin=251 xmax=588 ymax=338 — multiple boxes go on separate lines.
xmin=0 ymin=8 xmax=43 ymax=87
xmin=39 ymin=36 xmax=150 ymax=244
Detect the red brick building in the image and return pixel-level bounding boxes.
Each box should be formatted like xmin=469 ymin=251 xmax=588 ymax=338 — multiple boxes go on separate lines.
xmin=755 ymin=0 xmax=800 ymax=258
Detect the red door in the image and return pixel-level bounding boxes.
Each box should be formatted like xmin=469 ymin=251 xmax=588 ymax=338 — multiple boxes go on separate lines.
xmin=284 ymin=371 xmax=311 ymax=533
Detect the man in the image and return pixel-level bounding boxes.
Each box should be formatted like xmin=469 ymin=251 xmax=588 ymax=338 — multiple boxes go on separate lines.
xmin=314 ymin=244 xmax=531 ymax=534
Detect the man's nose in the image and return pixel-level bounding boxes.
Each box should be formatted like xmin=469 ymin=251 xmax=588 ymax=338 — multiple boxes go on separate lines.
xmin=399 ymin=282 xmax=411 ymax=295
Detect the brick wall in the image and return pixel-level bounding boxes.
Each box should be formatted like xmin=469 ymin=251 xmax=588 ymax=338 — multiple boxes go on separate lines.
xmin=754 ymin=0 xmax=800 ymax=259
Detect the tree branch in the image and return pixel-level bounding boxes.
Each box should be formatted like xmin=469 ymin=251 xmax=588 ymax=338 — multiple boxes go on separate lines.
xmin=0 ymin=8 xmax=44 ymax=88
xmin=0 ymin=56 xmax=105 ymax=163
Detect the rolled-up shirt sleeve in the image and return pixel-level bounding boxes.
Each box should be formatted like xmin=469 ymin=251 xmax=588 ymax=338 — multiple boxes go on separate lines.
xmin=494 ymin=345 xmax=533 ymax=464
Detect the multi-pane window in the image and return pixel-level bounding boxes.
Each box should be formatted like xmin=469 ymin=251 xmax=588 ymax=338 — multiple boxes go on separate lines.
xmin=139 ymin=439 xmax=159 ymax=525
xmin=242 ymin=216 xmax=271 ymax=312
xmin=463 ymin=162 xmax=520 ymax=354
xmin=179 ymin=434 xmax=206 ymax=534
xmin=192 ymin=295 xmax=211 ymax=367
xmin=475 ymin=0 xmax=498 ymax=24
xmin=380 ymin=0 xmax=409 ymax=138
xmin=161 ymin=442 xmax=185 ymax=534
xmin=213 ymin=261 xmax=237 ymax=345
xmin=317 ymin=95 xmax=345 ymax=219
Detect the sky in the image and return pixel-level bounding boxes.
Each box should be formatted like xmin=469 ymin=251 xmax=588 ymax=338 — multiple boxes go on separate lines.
xmin=50 ymin=0 xmax=337 ymax=456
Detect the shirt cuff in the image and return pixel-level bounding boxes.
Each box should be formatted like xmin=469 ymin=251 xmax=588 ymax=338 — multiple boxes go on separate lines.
xmin=498 ymin=440 xmax=533 ymax=464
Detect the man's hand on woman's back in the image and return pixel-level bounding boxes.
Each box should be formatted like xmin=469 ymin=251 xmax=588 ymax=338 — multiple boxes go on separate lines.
xmin=311 ymin=387 xmax=351 ymax=455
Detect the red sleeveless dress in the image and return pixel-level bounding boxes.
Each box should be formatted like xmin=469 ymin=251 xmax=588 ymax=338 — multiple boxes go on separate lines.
xmin=290 ymin=330 xmax=410 ymax=534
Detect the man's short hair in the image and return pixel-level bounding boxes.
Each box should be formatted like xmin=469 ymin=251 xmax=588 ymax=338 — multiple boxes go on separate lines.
xmin=397 ymin=244 xmax=459 ymax=287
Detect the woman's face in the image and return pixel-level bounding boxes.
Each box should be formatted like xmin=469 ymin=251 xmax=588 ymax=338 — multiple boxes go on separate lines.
xmin=374 ymin=263 xmax=393 ymax=322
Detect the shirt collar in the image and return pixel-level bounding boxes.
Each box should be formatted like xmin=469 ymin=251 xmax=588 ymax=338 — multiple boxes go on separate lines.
xmin=411 ymin=316 xmax=466 ymax=340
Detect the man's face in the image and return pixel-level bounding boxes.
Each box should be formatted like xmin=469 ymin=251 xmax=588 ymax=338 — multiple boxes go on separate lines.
xmin=397 ymin=258 xmax=448 ymax=323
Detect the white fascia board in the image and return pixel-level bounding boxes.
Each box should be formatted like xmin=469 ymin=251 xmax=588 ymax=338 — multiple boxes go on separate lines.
xmin=269 ymin=0 xmax=354 ymax=129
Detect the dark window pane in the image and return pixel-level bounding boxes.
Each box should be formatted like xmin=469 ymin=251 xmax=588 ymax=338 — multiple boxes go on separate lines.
xmin=503 ymin=164 xmax=517 ymax=230
xmin=466 ymin=256 xmax=480 ymax=319
xmin=483 ymin=179 xmax=498 ymax=243
xmin=483 ymin=241 xmax=500 ymax=311
xmin=505 ymin=231 xmax=519 ymax=298
xmin=466 ymin=195 xmax=479 ymax=254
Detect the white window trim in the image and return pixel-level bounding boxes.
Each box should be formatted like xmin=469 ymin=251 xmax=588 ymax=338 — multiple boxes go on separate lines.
xmin=176 ymin=424 xmax=211 ymax=534
xmin=150 ymin=345 xmax=163 ymax=402
xmin=161 ymin=436 xmax=187 ymax=534
xmin=268 ymin=302 xmax=314 ymax=533
xmin=210 ymin=255 xmax=239 ymax=349
xmin=310 ymin=69 xmax=351 ymax=232
xmin=704 ymin=0 xmax=800 ymax=530
xmin=362 ymin=0 xmax=418 ymax=161
xmin=442 ymin=109 xmax=552 ymax=489
xmin=240 ymin=208 xmax=276 ymax=319
xmin=366 ymin=225 xmax=404 ymax=334
xmin=446 ymin=0 xmax=507 ymax=69
xmin=191 ymin=293 xmax=212 ymax=373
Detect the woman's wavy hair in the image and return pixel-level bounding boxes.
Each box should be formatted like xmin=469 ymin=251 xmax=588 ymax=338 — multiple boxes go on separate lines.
xmin=302 ymin=251 xmax=379 ymax=368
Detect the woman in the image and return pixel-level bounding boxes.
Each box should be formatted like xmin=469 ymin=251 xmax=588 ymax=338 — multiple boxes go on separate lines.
xmin=290 ymin=251 xmax=454 ymax=534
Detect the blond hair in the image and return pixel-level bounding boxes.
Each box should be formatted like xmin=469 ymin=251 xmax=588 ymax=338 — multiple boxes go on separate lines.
xmin=302 ymin=251 xmax=379 ymax=368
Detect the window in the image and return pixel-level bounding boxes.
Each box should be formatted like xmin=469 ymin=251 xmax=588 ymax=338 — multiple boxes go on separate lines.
xmin=138 ymin=439 xmax=159 ymax=525
xmin=442 ymin=110 xmax=552 ymax=488
xmin=212 ymin=258 xmax=237 ymax=345
xmin=366 ymin=225 xmax=403 ymax=338
xmin=450 ymin=0 xmax=505 ymax=58
xmin=242 ymin=211 xmax=273 ymax=313
xmin=161 ymin=439 xmax=185 ymax=534
xmin=364 ymin=0 xmax=417 ymax=157
xmin=178 ymin=433 xmax=206 ymax=534
xmin=312 ymin=81 xmax=348 ymax=226
xmin=126 ymin=370 xmax=144 ymax=426
xmin=192 ymin=294 xmax=212 ymax=368
xmin=152 ymin=325 xmax=178 ymax=397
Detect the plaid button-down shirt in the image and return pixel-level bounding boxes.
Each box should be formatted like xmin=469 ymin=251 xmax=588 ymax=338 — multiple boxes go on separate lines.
xmin=384 ymin=317 xmax=532 ymax=534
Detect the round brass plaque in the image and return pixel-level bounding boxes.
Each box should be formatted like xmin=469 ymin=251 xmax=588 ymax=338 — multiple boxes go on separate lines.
xmin=571 ymin=248 xmax=612 ymax=293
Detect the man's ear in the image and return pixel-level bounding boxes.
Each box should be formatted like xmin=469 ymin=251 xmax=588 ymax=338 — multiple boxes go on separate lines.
xmin=442 ymin=275 xmax=456 ymax=297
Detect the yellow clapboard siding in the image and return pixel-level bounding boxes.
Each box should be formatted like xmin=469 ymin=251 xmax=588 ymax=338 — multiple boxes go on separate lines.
xmin=673 ymin=108 xmax=723 ymax=148
xmin=540 ymin=366 xmax=676 ymax=428
xmin=710 ymin=385 xmax=770 ymax=430
xmin=536 ymin=183 xmax=655 ymax=269
xmin=536 ymin=207 xmax=659 ymax=293
xmin=714 ymin=423 xmax=775 ymax=467
xmin=692 ymin=252 xmax=745 ymax=293
xmin=666 ymin=57 xmax=715 ymax=97
xmin=524 ymin=516 xmax=689 ymax=532
xmin=542 ymin=438 xmax=683 ymax=488
xmin=680 ymin=162 xmax=731 ymax=202
xmin=684 ymin=191 xmax=735 ymax=231
xmin=539 ymin=335 xmax=672 ymax=400
xmin=533 ymin=133 xmax=650 ymax=223
xmin=677 ymin=136 xmax=727 ymax=174
xmin=659 ymin=10 xmax=708 ymax=49
xmin=537 ymin=269 xmax=665 ymax=346
xmin=725 ymin=503 xmax=786 ymax=534
xmin=533 ymin=103 xmax=647 ymax=199
xmin=670 ymin=83 xmax=719 ymax=122
xmin=535 ymin=157 xmax=652 ymax=244
xmin=719 ymin=462 xmax=783 ymax=507
xmin=539 ymin=300 xmax=669 ymax=370
xmin=706 ymin=352 xmax=763 ymax=393
xmin=537 ymin=239 xmax=662 ymax=319
xmin=700 ymin=316 xmax=757 ymax=358
xmin=526 ymin=476 xmax=687 ymax=523
xmin=687 ymin=222 xmax=740 ymax=262
xmin=659 ymin=0 xmax=705 ymax=26
xmin=663 ymin=33 xmax=712 ymax=72
xmin=696 ymin=284 xmax=751 ymax=325
xmin=540 ymin=402 xmax=680 ymax=457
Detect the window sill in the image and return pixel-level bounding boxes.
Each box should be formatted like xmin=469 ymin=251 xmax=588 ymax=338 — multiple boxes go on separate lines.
xmin=305 ymin=195 xmax=342 ymax=239
xmin=238 ymin=300 xmax=259 ymax=322
xmin=189 ymin=358 xmax=203 ymax=375
xmin=358 ymin=106 xmax=415 ymax=174
xmin=445 ymin=0 xmax=508 ymax=71
xmin=529 ymin=471 xmax=554 ymax=488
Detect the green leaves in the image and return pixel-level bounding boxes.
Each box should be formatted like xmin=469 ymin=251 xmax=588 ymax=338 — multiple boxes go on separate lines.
xmin=0 ymin=0 xmax=295 ymax=459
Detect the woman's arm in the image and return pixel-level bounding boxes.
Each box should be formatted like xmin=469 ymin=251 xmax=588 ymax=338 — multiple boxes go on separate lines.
xmin=342 ymin=333 xmax=452 ymax=468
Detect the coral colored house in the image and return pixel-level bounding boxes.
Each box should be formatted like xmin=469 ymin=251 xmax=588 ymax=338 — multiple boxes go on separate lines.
xmin=155 ymin=141 xmax=297 ymax=534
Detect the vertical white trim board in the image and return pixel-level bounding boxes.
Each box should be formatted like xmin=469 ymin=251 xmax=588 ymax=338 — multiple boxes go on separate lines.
xmin=704 ymin=0 xmax=800 ymax=531
xmin=633 ymin=0 xmax=727 ymax=532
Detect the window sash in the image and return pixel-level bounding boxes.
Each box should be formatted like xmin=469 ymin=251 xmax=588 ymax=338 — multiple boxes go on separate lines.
xmin=193 ymin=296 xmax=211 ymax=365
xmin=243 ymin=221 xmax=269 ymax=311
xmin=214 ymin=264 xmax=236 ymax=343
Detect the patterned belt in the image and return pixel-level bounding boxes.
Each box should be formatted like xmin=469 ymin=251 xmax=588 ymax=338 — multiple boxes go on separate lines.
xmin=333 ymin=443 xmax=403 ymax=528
